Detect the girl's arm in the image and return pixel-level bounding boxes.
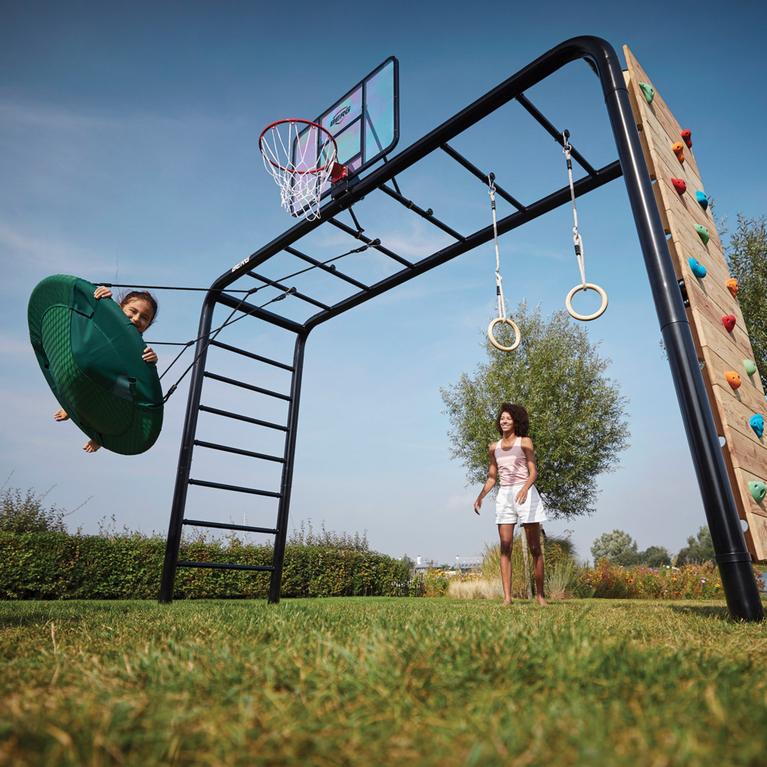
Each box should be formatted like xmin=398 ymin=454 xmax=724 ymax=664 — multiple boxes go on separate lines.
xmin=473 ymin=444 xmax=498 ymax=514
xmin=515 ymin=437 xmax=538 ymax=503
xmin=93 ymin=286 xmax=113 ymax=300
xmin=142 ymin=346 xmax=158 ymax=364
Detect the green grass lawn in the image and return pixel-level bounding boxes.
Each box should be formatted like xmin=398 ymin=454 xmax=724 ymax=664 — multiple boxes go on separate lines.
xmin=2 ymin=597 xmax=766 ymax=766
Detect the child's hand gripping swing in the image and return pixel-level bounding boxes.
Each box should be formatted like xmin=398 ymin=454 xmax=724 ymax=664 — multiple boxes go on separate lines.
xmin=486 ymin=173 xmax=521 ymax=352
xmin=561 ymin=130 xmax=608 ymax=321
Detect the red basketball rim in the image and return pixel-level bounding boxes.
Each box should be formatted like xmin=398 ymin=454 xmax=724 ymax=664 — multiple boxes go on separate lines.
xmin=259 ymin=118 xmax=339 ymax=175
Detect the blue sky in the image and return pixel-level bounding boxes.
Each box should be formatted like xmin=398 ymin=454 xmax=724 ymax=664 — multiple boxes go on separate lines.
xmin=2 ymin=0 xmax=766 ymax=565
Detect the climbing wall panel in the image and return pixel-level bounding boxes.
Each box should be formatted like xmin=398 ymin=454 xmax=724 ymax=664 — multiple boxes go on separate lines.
xmin=624 ymin=45 xmax=767 ymax=560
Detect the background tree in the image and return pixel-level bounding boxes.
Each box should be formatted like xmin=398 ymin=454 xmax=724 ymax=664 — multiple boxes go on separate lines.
xmin=727 ymin=214 xmax=767 ymax=390
xmin=676 ymin=526 xmax=715 ymax=565
xmin=591 ymin=529 xmax=639 ymax=566
xmin=441 ymin=303 xmax=629 ymax=518
xmin=638 ymin=545 xmax=671 ymax=567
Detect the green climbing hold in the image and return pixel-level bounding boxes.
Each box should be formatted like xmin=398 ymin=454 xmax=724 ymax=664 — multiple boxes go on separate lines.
xmin=695 ymin=224 xmax=710 ymax=245
xmin=748 ymin=480 xmax=767 ymax=503
xmin=744 ymin=359 xmax=758 ymax=377
xmin=639 ymin=83 xmax=654 ymax=104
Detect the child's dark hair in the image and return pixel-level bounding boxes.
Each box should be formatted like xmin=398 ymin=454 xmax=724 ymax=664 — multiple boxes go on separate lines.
xmin=119 ymin=291 xmax=158 ymax=326
xmin=496 ymin=403 xmax=530 ymax=437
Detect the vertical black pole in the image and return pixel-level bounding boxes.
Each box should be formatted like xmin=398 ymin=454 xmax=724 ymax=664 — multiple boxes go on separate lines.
xmin=159 ymin=294 xmax=217 ymax=603
xmin=268 ymin=332 xmax=308 ymax=603
xmin=587 ymin=39 xmax=763 ymax=621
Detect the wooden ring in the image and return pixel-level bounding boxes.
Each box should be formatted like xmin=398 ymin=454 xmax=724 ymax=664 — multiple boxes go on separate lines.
xmin=565 ymin=283 xmax=608 ymax=321
xmin=487 ymin=317 xmax=521 ymax=352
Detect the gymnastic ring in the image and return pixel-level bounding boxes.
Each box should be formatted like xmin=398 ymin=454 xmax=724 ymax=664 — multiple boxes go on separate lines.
xmin=487 ymin=317 xmax=521 ymax=352
xmin=565 ymin=283 xmax=608 ymax=322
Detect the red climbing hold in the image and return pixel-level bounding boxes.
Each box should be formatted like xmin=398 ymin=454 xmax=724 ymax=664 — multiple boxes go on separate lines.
xmin=722 ymin=314 xmax=737 ymax=333
xmin=680 ymin=129 xmax=692 ymax=148
xmin=671 ymin=178 xmax=687 ymax=195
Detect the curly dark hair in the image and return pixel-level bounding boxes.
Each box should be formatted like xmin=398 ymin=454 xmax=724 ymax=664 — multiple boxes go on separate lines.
xmin=119 ymin=290 xmax=158 ymax=327
xmin=496 ymin=403 xmax=529 ymax=437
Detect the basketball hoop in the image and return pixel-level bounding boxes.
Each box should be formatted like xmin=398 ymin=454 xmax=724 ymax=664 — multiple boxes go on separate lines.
xmin=259 ymin=118 xmax=347 ymax=221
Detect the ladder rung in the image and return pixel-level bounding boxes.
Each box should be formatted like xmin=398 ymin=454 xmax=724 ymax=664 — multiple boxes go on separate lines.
xmin=194 ymin=440 xmax=284 ymax=463
xmin=209 ymin=340 xmax=293 ymax=371
xmin=198 ymin=405 xmax=288 ymax=432
xmin=183 ymin=518 xmax=278 ymax=535
xmin=177 ymin=560 xmax=274 ymax=572
xmin=188 ymin=478 xmax=281 ymax=498
xmin=204 ymin=372 xmax=291 ymax=401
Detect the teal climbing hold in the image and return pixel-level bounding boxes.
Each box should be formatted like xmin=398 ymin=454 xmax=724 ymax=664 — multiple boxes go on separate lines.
xmin=744 ymin=359 xmax=758 ymax=377
xmin=695 ymin=224 xmax=710 ymax=245
xmin=688 ymin=257 xmax=707 ymax=278
xmin=748 ymin=480 xmax=767 ymax=503
xmin=749 ymin=414 xmax=764 ymax=438
xmin=695 ymin=191 xmax=709 ymax=211
xmin=639 ymin=83 xmax=654 ymax=103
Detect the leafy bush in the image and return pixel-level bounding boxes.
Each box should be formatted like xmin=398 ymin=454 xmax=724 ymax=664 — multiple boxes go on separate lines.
xmin=0 ymin=488 xmax=67 ymax=533
xmin=0 ymin=531 xmax=409 ymax=600
xmin=579 ymin=560 xmax=724 ymax=599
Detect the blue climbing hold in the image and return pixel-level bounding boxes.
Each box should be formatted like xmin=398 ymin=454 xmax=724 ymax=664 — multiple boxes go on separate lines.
xmin=695 ymin=191 xmax=709 ymax=211
xmin=750 ymin=414 xmax=764 ymax=439
xmin=688 ymin=257 xmax=707 ymax=278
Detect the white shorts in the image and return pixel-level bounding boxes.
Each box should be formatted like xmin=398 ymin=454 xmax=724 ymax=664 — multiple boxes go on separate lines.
xmin=495 ymin=483 xmax=547 ymax=525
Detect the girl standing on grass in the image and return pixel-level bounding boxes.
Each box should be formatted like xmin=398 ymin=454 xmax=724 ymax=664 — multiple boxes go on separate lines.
xmin=473 ymin=403 xmax=547 ymax=605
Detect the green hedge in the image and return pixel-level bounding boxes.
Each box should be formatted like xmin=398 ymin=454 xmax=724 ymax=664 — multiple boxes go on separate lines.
xmin=0 ymin=532 xmax=410 ymax=600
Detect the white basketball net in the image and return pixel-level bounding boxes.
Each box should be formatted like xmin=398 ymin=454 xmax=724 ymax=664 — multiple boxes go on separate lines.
xmin=259 ymin=120 xmax=338 ymax=221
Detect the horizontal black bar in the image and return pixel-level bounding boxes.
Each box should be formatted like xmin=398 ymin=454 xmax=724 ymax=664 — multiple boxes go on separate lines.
xmin=183 ymin=518 xmax=279 ymax=535
xmin=328 ymin=219 xmax=414 ymax=268
xmin=203 ymin=372 xmax=291 ymax=401
xmin=207 ymin=38 xmax=623 ymax=296
xmin=193 ymin=439 xmax=285 ymax=463
xmin=214 ymin=292 xmax=305 ymax=335
xmin=209 ymin=340 xmax=293 ymax=371
xmin=440 ymin=143 xmax=525 ymax=211
xmin=247 ymin=271 xmax=330 ymax=311
xmin=307 ymin=160 xmax=622 ymax=329
xmin=516 ymin=93 xmax=597 ymax=176
xmin=285 ymin=246 xmax=370 ymax=291
xmin=379 ymin=184 xmax=465 ymax=241
xmin=188 ymin=478 xmax=282 ymax=498
xmin=177 ymin=560 xmax=274 ymax=572
xmin=198 ymin=404 xmax=288 ymax=431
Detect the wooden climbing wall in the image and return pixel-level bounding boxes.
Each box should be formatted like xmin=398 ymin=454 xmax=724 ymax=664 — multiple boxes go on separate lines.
xmin=623 ymin=45 xmax=767 ymax=561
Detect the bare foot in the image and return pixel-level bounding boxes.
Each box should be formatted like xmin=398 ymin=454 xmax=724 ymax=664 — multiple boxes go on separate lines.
xmin=536 ymin=596 xmax=547 ymax=606
xmin=53 ymin=409 xmax=69 ymax=421
xmin=502 ymin=598 xmax=513 ymax=605
xmin=83 ymin=439 xmax=101 ymax=453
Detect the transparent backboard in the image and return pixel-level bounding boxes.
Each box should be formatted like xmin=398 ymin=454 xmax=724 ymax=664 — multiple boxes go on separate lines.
xmin=289 ymin=56 xmax=399 ymax=215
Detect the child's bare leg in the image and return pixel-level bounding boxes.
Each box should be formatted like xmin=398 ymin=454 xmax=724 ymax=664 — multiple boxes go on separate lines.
xmin=53 ymin=409 xmax=69 ymax=421
xmin=525 ymin=523 xmax=547 ymax=605
xmin=498 ymin=523 xmax=515 ymax=604
xmin=83 ymin=439 xmax=101 ymax=453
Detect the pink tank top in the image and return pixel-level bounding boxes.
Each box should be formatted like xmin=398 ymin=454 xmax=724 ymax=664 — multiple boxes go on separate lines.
xmin=495 ymin=437 xmax=529 ymax=486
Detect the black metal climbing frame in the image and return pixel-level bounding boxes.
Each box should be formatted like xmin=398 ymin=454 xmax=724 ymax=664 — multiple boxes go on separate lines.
xmin=159 ymin=36 xmax=763 ymax=621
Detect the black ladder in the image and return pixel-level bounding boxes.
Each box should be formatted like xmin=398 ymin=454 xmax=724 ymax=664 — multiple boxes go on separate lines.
xmin=159 ymin=292 xmax=307 ymax=603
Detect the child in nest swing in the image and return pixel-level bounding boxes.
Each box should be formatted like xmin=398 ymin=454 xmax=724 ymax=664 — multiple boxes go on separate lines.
xmin=53 ymin=286 xmax=159 ymax=453
xmin=473 ymin=403 xmax=547 ymax=605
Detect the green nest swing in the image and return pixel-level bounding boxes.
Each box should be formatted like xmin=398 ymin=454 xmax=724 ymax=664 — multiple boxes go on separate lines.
xmin=28 ymin=274 xmax=164 ymax=455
